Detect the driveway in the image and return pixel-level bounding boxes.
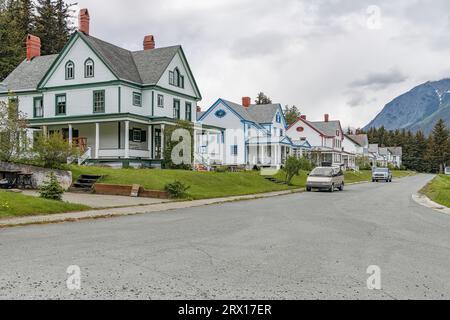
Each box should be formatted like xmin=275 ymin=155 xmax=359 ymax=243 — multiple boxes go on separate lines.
xmin=1 ymin=174 xmax=449 ymax=299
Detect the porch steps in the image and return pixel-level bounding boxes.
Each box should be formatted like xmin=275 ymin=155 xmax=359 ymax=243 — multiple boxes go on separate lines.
xmin=263 ymin=176 xmax=287 ymax=185
xmin=70 ymin=174 xmax=103 ymax=193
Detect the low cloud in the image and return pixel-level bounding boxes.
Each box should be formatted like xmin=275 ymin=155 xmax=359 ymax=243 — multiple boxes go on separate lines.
xmin=350 ymin=69 xmax=408 ymax=90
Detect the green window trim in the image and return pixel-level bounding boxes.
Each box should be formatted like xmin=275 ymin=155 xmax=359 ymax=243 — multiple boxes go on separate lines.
xmin=33 ymin=96 xmax=44 ymax=118
xmin=185 ymin=102 xmax=192 ymax=121
xmin=173 ymin=99 xmax=181 ymax=120
xmin=157 ymin=94 xmax=164 ymax=108
xmin=133 ymin=92 xmax=142 ymax=107
xmin=65 ymin=60 xmax=75 ymax=80
xmin=93 ymin=90 xmax=105 ymax=113
xmin=55 ymin=94 xmax=67 ymax=116
xmin=84 ymin=58 xmax=95 ymax=78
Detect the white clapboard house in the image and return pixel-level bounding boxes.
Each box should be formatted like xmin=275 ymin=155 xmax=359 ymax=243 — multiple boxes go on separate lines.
xmin=0 ymin=8 xmax=222 ymax=167
xmin=197 ymin=97 xmax=306 ymax=168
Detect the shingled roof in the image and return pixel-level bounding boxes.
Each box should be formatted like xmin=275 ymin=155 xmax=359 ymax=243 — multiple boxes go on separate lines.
xmin=309 ymin=120 xmax=341 ymax=137
xmin=1 ymin=31 xmax=189 ymax=93
xmin=347 ymin=134 xmax=369 ymax=147
xmin=219 ymin=100 xmax=282 ymax=128
xmin=1 ymin=54 xmax=58 ymax=92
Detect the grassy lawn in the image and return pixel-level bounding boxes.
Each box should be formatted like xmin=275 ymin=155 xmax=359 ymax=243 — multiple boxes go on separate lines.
xmin=70 ymin=165 xmax=295 ymax=200
xmin=70 ymin=166 xmax=417 ymax=200
xmin=0 ymin=191 xmax=90 ymax=219
xmin=420 ymin=175 xmax=450 ymax=207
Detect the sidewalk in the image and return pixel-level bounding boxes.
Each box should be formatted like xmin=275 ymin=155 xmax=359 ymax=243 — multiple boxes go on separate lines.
xmin=0 ymin=189 xmax=303 ymax=228
xmin=22 ymin=190 xmax=169 ymax=208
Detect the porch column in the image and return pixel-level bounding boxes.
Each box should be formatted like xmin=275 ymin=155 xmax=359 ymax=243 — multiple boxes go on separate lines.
xmin=68 ymin=124 xmax=73 ymax=147
xmin=193 ymin=128 xmax=199 ymax=166
xmin=260 ymin=145 xmax=264 ymax=164
xmin=148 ymin=124 xmax=153 ymax=159
xmin=42 ymin=125 xmax=48 ymax=138
xmin=95 ymin=122 xmax=100 ymax=159
xmin=160 ymin=124 xmax=165 ymax=157
xmin=124 ymin=120 xmax=130 ymax=159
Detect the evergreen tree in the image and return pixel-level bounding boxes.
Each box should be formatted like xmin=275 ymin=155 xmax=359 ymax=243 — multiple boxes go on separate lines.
xmin=255 ymin=92 xmax=272 ymax=105
xmin=429 ymin=119 xmax=450 ymax=173
xmin=0 ymin=0 xmax=28 ymax=80
xmin=35 ymin=0 xmax=59 ymax=55
xmin=283 ymin=105 xmax=301 ymax=126
xmin=414 ymin=131 xmax=428 ymax=172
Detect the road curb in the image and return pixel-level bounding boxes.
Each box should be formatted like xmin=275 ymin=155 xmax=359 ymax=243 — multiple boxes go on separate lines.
xmin=412 ymin=193 xmax=450 ymax=216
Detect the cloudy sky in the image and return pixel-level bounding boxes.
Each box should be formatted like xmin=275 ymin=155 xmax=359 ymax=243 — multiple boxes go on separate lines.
xmin=70 ymin=0 xmax=450 ymax=128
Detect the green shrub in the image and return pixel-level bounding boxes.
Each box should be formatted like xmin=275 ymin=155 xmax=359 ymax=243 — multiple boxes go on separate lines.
xmin=284 ymin=156 xmax=302 ymax=185
xmin=164 ymin=180 xmax=190 ymax=198
xmin=298 ymin=157 xmax=314 ymax=171
xmin=39 ymin=172 xmax=64 ymax=201
xmin=33 ymin=133 xmax=78 ymax=169
xmin=214 ymin=165 xmax=229 ymax=173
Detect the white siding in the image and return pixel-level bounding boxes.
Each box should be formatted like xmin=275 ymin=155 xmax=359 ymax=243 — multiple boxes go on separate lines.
xmin=156 ymin=52 xmax=197 ymax=98
xmin=43 ymin=37 xmax=116 ymax=88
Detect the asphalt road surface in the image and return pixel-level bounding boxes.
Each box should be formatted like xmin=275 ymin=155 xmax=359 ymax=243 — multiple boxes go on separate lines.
xmin=1 ymin=174 xmax=449 ymax=299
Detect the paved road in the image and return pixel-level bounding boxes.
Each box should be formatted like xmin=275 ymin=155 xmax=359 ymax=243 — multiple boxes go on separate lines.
xmin=1 ymin=174 xmax=449 ymax=299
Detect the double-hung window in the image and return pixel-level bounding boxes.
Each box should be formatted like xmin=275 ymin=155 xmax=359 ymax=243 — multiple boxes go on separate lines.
xmin=34 ymin=97 xmax=43 ymax=118
xmin=231 ymin=145 xmax=238 ymax=156
xmin=157 ymin=94 xmax=164 ymax=108
xmin=85 ymin=59 xmax=94 ymax=78
xmin=65 ymin=61 xmax=74 ymax=80
xmin=93 ymin=90 xmax=105 ymax=113
xmin=185 ymin=102 xmax=192 ymax=121
xmin=173 ymin=99 xmax=180 ymax=119
xmin=55 ymin=94 xmax=66 ymax=115
xmin=133 ymin=92 xmax=142 ymax=107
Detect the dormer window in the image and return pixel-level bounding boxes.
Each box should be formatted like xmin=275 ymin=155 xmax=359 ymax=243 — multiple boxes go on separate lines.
xmin=65 ymin=61 xmax=74 ymax=80
xmin=276 ymin=113 xmax=281 ymax=123
xmin=169 ymin=67 xmax=184 ymax=88
xmin=85 ymin=58 xmax=94 ymax=78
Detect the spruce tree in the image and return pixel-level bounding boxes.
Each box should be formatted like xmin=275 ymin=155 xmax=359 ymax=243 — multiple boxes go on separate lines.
xmin=429 ymin=119 xmax=450 ymax=173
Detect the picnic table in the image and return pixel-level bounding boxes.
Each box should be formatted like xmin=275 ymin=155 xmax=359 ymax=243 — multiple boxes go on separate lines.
xmin=0 ymin=170 xmax=24 ymax=189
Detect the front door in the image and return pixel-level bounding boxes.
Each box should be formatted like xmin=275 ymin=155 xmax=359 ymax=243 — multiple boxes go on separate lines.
xmin=154 ymin=129 xmax=162 ymax=159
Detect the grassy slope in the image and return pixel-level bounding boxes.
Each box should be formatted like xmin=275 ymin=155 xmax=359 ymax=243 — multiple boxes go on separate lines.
xmin=420 ymin=175 xmax=450 ymax=207
xmin=0 ymin=191 xmax=90 ymax=219
xmin=70 ymin=165 xmax=294 ymax=200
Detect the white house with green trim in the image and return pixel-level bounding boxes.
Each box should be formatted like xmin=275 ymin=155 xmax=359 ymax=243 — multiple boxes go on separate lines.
xmin=0 ymin=8 xmax=222 ymax=167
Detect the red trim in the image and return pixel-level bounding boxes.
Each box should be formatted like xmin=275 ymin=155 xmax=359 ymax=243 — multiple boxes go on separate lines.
xmin=287 ymin=117 xmax=332 ymax=137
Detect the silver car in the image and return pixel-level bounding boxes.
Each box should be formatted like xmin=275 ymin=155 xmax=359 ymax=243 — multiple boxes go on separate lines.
xmin=306 ymin=167 xmax=344 ymax=192
xmin=372 ymin=168 xmax=392 ymax=182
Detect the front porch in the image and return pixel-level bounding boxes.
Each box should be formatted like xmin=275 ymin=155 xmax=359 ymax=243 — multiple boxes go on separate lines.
xmin=30 ymin=115 xmax=168 ymax=164
xmin=310 ymin=147 xmax=344 ymax=168
xmin=246 ymin=138 xmax=293 ymax=168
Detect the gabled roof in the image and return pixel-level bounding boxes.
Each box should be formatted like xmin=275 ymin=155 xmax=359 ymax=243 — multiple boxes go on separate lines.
xmin=379 ymin=147 xmax=389 ymax=156
xmin=0 ymin=54 xmax=58 ymax=92
xmin=79 ymin=32 xmax=142 ymax=83
xmin=347 ymin=134 xmax=369 ymax=147
xmin=369 ymin=144 xmax=379 ymax=153
xmin=246 ymin=104 xmax=281 ymax=124
xmin=132 ymin=45 xmax=181 ymax=84
xmin=388 ymin=147 xmax=403 ymax=156
xmin=2 ymin=31 xmax=201 ymax=99
xmin=308 ymin=120 xmax=342 ymax=137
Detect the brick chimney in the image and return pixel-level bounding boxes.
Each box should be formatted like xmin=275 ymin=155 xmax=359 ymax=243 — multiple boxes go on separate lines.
xmin=300 ymin=115 xmax=306 ymax=120
xmin=242 ymin=97 xmax=251 ymax=108
xmin=324 ymin=114 xmax=329 ymax=122
xmin=26 ymin=35 xmax=41 ymax=61
xmin=196 ymin=106 xmax=201 ymax=112
xmin=79 ymin=8 xmax=90 ymax=35
xmin=143 ymin=35 xmax=155 ymax=50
